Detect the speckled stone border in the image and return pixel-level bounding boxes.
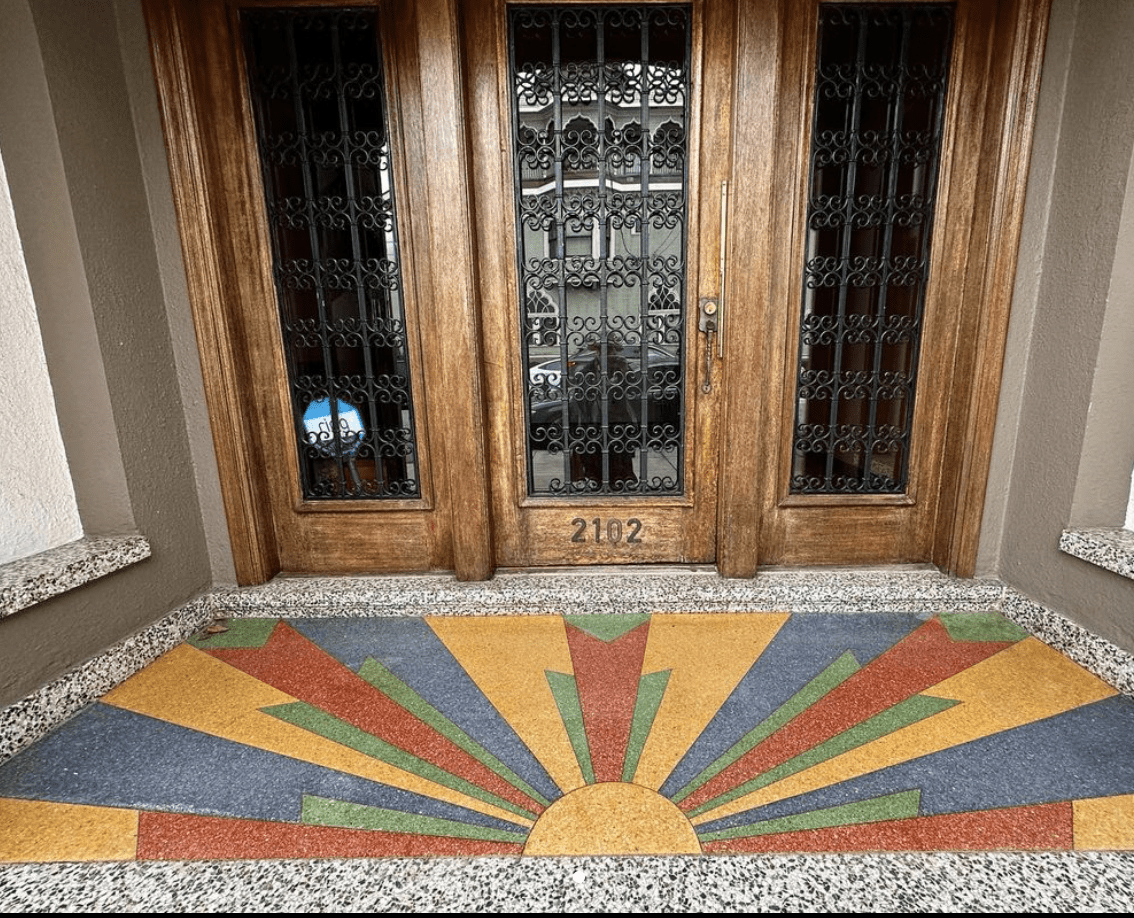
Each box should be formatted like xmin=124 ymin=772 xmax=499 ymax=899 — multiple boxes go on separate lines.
xmin=0 ymin=596 xmax=211 ymax=765
xmin=999 ymin=586 xmax=1134 ymax=696
xmin=0 ymin=535 xmax=151 ymax=620
xmin=1061 ymin=528 xmax=1134 ymax=581
xmin=1 ymin=852 xmax=1133 ymax=912
xmin=206 ymin=567 xmax=1008 ymax=618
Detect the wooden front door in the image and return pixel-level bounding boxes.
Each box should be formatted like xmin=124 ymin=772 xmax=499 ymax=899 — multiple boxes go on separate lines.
xmin=466 ymin=1 xmax=734 ymax=567
xmin=466 ymin=0 xmax=1048 ymax=574
xmin=146 ymin=0 xmax=1048 ymax=583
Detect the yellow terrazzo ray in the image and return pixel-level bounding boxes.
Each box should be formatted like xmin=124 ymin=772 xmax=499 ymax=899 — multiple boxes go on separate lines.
xmin=0 ymin=798 xmax=138 ymax=862
xmin=1074 ymin=795 xmax=1134 ymax=849
xmin=633 ymin=613 xmax=789 ymax=790
xmin=693 ymin=636 xmax=1116 ymax=824
xmin=427 ymin=615 xmax=584 ymax=792
xmin=102 ymin=644 xmax=530 ymax=826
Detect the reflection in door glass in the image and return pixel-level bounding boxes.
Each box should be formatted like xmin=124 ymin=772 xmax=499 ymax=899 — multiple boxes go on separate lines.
xmin=791 ymin=4 xmax=953 ymax=494
xmin=509 ymin=5 xmax=690 ymax=496
xmin=243 ymin=8 xmax=419 ymax=500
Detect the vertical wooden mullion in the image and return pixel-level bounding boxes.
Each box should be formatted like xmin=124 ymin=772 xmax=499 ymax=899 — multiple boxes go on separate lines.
xmin=716 ymin=0 xmax=781 ymax=577
xmin=143 ymin=0 xmax=280 ymax=583
xmin=931 ymin=0 xmax=1053 ymax=575
xmin=405 ymin=0 xmax=494 ymax=579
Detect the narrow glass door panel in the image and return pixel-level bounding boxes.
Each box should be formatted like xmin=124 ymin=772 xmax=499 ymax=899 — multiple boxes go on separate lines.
xmin=509 ymin=5 xmax=691 ymax=497
xmin=243 ymin=8 xmax=420 ymax=500
xmin=790 ymin=3 xmax=953 ymax=494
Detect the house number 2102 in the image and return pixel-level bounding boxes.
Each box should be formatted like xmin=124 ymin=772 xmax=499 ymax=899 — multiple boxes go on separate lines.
xmin=570 ymin=518 xmax=643 ymax=544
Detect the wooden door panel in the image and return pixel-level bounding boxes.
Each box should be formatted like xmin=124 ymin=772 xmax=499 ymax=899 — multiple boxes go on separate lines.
xmin=146 ymin=0 xmax=1048 ymax=580
xmin=720 ymin=0 xmax=1049 ymax=575
xmin=145 ymin=0 xmax=490 ymax=581
xmin=466 ymin=0 xmax=737 ymax=568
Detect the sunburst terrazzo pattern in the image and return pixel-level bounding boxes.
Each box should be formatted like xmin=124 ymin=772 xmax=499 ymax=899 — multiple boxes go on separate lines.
xmin=3 ymin=610 xmax=1134 ymax=862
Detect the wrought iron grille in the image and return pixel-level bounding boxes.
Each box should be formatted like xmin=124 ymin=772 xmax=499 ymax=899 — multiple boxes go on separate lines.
xmin=790 ymin=3 xmax=954 ymax=495
xmin=509 ymin=5 xmax=690 ymax=496
xmin=242 ymin=8 xmax=420 ymax=500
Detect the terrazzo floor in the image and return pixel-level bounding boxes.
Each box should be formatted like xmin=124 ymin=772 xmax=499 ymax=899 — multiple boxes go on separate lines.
xmin=5 ymin=607 xmax=1134 ymax=871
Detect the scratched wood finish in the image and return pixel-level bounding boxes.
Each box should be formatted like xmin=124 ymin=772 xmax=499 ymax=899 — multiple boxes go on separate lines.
xmin=145 ymin=0 xmax=1049 ymax=579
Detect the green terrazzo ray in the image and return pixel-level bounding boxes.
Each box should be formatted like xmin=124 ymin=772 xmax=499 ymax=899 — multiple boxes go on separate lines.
xmin=698 ymin=789 xmax=921 ymax=842
xmin=262 ymin=702 xmax=538 ymax=823
xmin=302 ymin=796 xmax=529 ymax=843
xmin=563 ymin=614 xmax=650 ymax=643
xmin=189 ymin=618 xmax=277 ymax=649
xmin=546 ymin=671 xmax=595 ymax=785
xmin=672 ymin=652 xmax=861 ymax=803
xmin=357 ymin=657 xmax=550 ymax=807
xmin=688 ymin=695 xmax=959 ymax=819
xmin=939 ymin=612 xmax=1028 ymax=643
xmin=622 ymin=670 xmax=671 ymax=783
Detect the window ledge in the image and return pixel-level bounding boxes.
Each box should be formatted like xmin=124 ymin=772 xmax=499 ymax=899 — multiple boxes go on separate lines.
xmin=1060 ymin=528 xmax=1134 ymax=582
xmin=0 ymin=535 xmax=151 ymax=620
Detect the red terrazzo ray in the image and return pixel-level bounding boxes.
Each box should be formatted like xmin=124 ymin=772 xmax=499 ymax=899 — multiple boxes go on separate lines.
xmin=681 ymin=619 xmax=1015 ymax=812
xmin=564 ymin=621 xmax=651 ymax=783
xmin=137 ymin=812 xmax=525 ymax=860
xmin=206 ymin=622 xmax=544 ymax=816
xmin=702 ymin=802 xmax=1074 ymax=853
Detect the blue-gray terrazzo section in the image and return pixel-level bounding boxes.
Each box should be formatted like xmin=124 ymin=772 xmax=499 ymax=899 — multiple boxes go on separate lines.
xmin=0 ymin=703 xmax=525 ymax=832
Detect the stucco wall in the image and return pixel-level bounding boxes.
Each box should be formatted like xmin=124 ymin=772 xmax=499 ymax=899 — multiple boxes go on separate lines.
xmin=0 ymin=0 xmax=228 ymax=706
xmin=981 ymin=0 xmax=1134 ymax=649
xmin=0 ymin=147 xmax=82 ymax=563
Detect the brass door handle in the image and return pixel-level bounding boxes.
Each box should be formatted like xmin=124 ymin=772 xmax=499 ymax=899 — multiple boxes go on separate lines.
xmin=699 ymin=297 xmax=719 ymax=393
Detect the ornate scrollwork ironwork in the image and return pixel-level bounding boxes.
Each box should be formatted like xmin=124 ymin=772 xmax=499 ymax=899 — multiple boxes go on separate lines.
xmin=790 ymin=3 xmax=953 ymax=496
xmin=243 ymin=7 xmax=420 ymax=501
xmin=510 ymin=5 xmax=691 ymax=497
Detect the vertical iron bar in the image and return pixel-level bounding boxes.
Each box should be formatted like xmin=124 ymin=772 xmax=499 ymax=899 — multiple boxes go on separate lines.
xmin=637 ymin=10 xmax=652 ymax=492
xmin=597 ymin=12 xmax=612 ymax=491
xmin=511 ymin=15 xmax=537 ymax=497
xmin=823 ymin=10 xmax=869 ymax=491
xmin=862 ymin=10 xmax=911 ymax=490
xmin=552 ymin=12 xmax=573 ymax=492
xmin=332 ymin=16 xmax=380 ymax=496
xmin=288 ymin=15 xmax=346 ymax=497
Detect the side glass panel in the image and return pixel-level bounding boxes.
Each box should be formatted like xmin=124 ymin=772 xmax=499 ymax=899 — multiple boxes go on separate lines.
xmin=791 ymin=3 xmax=953 ymax=495
xmin=243 ymin=8 xmax=420 ymax=500
xmin=509 ymin=5 xmax=690 ymax=497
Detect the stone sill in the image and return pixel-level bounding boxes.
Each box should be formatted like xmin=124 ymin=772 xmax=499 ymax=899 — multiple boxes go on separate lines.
xmin=0 ymin=535 xmax=151 ymax=620
xmin=1060 ymin=528 xmax=1134 ymax=582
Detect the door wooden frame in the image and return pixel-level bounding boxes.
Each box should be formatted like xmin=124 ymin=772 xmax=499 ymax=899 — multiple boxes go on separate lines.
xmin=717 ymin=0 xmax=1052 ymax=577
xmin=465 ymin=0 xmax=732 ymax=567
xmin=144 ymin=0 xmax=1050 ymax=583
xmin=144 ymin=0 xmax=494 ymax=583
